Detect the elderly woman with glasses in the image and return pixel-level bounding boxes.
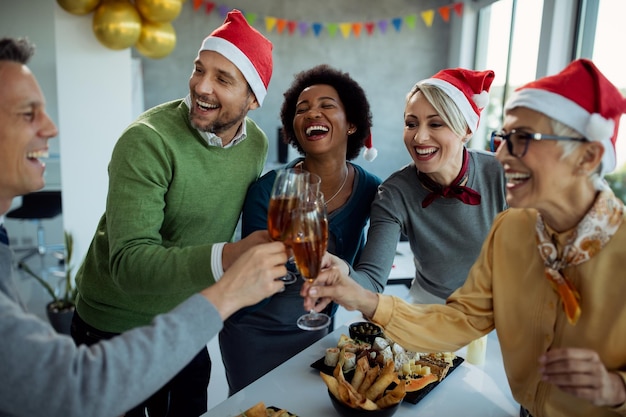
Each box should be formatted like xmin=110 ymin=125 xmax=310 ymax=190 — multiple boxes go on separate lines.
xmin=302 ymin=59 xmax=626 ymax=417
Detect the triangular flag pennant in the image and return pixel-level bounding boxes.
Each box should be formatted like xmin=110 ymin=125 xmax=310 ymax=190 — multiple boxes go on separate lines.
xmin=298 ymin=21 xmax=309 ymax=36
xmin=245 ymin=13 xmax=257 ymax=26
xmin=339 ymin=23 xmax=351 ymax=39
xmin=287 ymin=20 xmax=297 ymax=35
xmin=276 ymin=18 xmax=287 ymax=34
xmin=453 ymin=2 xmax=464 ymax=16
xmin=265 ymin=16 xmax=277 ymax=33
xmin=405 ymin=14 xmax=417 ymax=29
xmin=217 ymin=4 xmax=229 ymax=18
xmin=204 ymin=1 xmax=215 ymax=14
xmin=391 ymin=17 xmax=402 ymax=32
xmin=378 ymin=19 xmax=388 ymax=34
xmin=365 ymin=21 xmax=375 ymax=35
xmin=192 ymin=0 xmax=202 ymax=11
xmin=438 ymin=6 xmax=451 ymax=22
xmin=352 ymin=22 xmax=363 ymax=38
xmin=312 ymin=22 xmax=323 ymax=37
xmin=327 ymin=23 xmax=339 ymax=38
xmin=421 ymin=10 xmax=435 ymax=27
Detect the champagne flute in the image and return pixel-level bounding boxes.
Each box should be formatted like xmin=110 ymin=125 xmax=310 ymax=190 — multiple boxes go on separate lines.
xmin=268 ymin=169 xmax=308 ymax=284
xmin=292 ymin=191 xmax=330 ymax=330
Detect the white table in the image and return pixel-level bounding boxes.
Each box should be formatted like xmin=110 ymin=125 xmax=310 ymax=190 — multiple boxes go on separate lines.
xmin=388 ymin=241 xmax=415 ymax=287
xmin=204 ymin=325 xmax=519 ymax=417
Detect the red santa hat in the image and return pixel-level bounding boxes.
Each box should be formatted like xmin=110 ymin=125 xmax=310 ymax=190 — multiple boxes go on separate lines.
xmin=419 ymin=68 xmax=495 ymax=134
xmin=505 ymin=59 xmax=626 ymax=176
xmin=362 ymin=130 xmax=377 ymax=162
xmin=199 ymin=9 xmax=273 ymax=106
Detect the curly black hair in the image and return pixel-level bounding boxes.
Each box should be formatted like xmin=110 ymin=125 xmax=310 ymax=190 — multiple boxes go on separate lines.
xmin=280 ymin=64 xmax=372 ymax=160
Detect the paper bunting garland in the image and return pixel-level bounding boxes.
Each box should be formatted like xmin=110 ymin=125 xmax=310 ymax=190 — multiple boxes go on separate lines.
xmin=191 ymin=1 xmax=464 ymax=39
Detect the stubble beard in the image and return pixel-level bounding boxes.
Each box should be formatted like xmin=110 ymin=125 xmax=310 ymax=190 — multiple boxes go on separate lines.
xmin=189 ymin=101 xmax=249 ymax=137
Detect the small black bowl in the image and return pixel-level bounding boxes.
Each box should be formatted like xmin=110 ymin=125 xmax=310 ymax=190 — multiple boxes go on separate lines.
xmin=328 ymin=389 xmax=400 ymax=417
xmin=349 ymin=321 xmax=383 ymax=345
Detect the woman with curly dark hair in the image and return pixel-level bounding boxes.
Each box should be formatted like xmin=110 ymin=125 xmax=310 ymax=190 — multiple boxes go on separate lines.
xmin=219 ymin=64 xmax=382 ymax=395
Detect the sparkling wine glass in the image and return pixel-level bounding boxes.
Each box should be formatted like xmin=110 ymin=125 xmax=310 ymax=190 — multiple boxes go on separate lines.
xmin=292 ymin=191 xmax=330 ymax=330
xmin=268 ymin=169 xmax=308 ymax=284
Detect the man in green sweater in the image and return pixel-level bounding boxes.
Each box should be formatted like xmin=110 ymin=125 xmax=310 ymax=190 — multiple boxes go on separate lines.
xmin=71 ymin=9 xmax=274 ymax=417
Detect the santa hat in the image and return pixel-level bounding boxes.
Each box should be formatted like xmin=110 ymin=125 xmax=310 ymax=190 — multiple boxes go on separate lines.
xmin=363 ymin=130 xmax=377 ymax=161
xmin=505 ymin=59 xmax=626 ymax=176
xmin=419 ymin=68 xmax=495 ymax=134
xmin=199 ymin=9 xmax=273 ymax=106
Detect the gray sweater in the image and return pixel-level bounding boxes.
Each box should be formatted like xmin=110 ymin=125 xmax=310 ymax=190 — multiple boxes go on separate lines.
xmin=0 ymin=243 xmax=221 ymax=417
xmin=351 ymin=149 xmax=508 ymax=299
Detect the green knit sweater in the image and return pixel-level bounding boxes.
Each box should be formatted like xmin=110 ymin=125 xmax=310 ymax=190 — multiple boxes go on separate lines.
xmin=75 ymin=100 xmax=268 ymax=332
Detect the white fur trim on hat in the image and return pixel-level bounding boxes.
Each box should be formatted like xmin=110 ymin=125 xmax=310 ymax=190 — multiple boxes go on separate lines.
xmin=200 ymin=37 xmax=267 ymax=105
xmin=505 ymin=88 xmax=616 ymax=174
xmin=420 ymin=77 xmax=480 ymax=133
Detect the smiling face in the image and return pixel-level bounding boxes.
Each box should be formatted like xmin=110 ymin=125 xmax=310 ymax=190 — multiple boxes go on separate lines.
xmin=496 ymin=107 xmax=584 ymax=213
xmin=403 ymin=91 xmax=466 ymax=185
xmin=188 ymin=50 xmax=259 ymax=144
xmin=293 ymin=84 xmax=354 ymax=158
xmin=0 ymin=61 xmax=57 ymax=214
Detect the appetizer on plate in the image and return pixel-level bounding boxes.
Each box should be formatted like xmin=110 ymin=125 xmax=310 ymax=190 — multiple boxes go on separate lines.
xmin=237 ymin=402 xmax=296 ymax=417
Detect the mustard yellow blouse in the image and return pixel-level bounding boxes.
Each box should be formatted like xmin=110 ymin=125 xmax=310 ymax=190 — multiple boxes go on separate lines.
xmin=373 ymin=208 xmax=626 ymax=417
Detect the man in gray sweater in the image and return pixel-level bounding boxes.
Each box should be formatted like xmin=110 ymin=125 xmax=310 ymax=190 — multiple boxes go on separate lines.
xmin=0 ymin=37 xmax=287 ymax=417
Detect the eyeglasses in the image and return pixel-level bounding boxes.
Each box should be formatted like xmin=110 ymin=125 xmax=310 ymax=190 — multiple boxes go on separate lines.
xmin=490 ymin=130 xmax=587 ymax=158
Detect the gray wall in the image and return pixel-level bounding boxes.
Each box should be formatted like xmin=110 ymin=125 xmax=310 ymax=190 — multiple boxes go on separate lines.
xmin=138 ymin=0 xmax=457 ymax=180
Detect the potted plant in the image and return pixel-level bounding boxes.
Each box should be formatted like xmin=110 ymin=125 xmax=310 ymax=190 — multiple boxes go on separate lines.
xmin=19 ymin=231 xmax=77 ymax=334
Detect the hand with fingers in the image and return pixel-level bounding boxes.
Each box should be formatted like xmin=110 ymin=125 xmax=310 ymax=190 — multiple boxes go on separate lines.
xmin=539 ymin=347 xmax=626 ymax=408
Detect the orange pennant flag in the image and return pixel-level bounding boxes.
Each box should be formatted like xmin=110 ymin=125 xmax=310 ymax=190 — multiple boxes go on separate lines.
xmin=265 ymin=16 xmax=277 ymax=33
xmin=339 ymin=23 xmax=351 ymax=39
xmin=352 ymin=22 xmax=363 ymax=38
xmin=421 ymin=10 xmax=435 ymax=27
xmin=193 ymin=0 xmax=202 ymax=11
xmin=453 ymin=2 xmax=464 ymax=16
xmin=276 ymin=18 xmax=287 ymax=34
xmin=438 ymin=6 xmax=450 ymax=22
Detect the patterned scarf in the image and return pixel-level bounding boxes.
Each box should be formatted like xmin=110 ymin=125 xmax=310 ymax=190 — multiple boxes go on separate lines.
xmin=419 ymin=148 xmax=481 ymax=208
xmin=536 ymin=189 xmax=624 ymax=325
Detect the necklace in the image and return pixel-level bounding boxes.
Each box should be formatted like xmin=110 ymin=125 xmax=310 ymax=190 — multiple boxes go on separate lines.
xmin=324 ymin=166 xmax=349 ymax=206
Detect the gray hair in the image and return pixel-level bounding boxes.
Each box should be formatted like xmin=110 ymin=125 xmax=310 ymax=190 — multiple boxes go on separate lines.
xmin=406 ymin=83 xmax=469 ymax=140
xmin=0 ymin=37 xmax=35 ymax=65
xmin=551 ymin=119 xmax=606 ymax=190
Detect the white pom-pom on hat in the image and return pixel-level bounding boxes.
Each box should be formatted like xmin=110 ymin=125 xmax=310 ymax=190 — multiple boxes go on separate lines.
xmin=473 ymin=90 xmax=490 ymax=109
xmin=362 ymin=131 xmax=377 ymax=162
xmin=586 ymin=113 xmax=615 ymax=143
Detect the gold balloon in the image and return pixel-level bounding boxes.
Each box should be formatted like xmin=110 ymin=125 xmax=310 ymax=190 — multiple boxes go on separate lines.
xmin=57 ymin=0 xmax=101 ymax=15
xmin=135 ymin=0 xmax=182 ymax=23
xmin=92 ymin=0 xmax=141 ymax=50
xmin=135 ymin=21 xmax=177 ymax=59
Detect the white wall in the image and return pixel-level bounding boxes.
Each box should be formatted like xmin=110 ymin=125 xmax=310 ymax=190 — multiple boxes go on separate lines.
xmin=53 ymin=5 xmax=134 ymax=268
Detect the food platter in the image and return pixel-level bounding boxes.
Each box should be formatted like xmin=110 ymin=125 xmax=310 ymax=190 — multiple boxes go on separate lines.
xmin=311 ymin=354 xmax=464 ymax=404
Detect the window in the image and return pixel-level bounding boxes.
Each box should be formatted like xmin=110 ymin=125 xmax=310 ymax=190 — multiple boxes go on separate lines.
xmin=471 ymin=0 xmax=545 ymax=150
